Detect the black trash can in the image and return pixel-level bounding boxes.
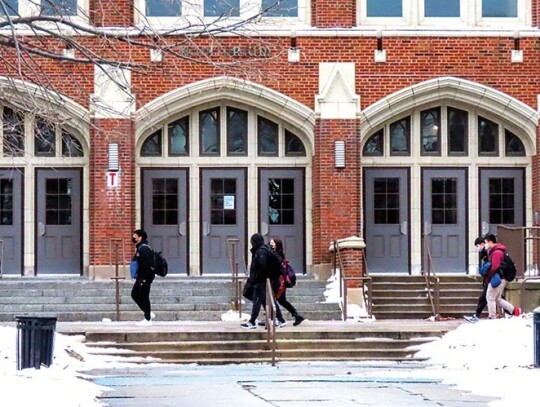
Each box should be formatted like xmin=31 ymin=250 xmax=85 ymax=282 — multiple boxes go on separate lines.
xmin=535 ymin=308 xmax=540 ymax=368
xmin=15 ymin=316 xmax=57 ymax=370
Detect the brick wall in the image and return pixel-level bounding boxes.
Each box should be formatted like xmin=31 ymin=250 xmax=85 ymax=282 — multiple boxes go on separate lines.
xmin=89 ymin=0 xmax=133 ymax=27
xmin=312 ymin=0 xmax=355 ymax=28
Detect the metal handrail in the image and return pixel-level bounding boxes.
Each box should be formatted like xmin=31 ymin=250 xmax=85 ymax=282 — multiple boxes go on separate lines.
xmin=227 ymin=238 xmax=244 ymax=318
xmin=332 ymin=240 xmax=372 ymax=320
xmin=109 ymin=238 xmax=126 ymax=322
xmin=422 ymin=235 xmax=440 ymax=320
xmin=265 ymin=278 xmax=277 ymax=366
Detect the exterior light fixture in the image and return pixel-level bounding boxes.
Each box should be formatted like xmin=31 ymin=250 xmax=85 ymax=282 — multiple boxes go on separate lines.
xmin=511 ymin=31 xmax=523 ymax=63
xmin=63 ymin=46 xmax=75 ymax=59
xmin=335 ymin=141 xmax=345 ymax=168
xmin=374 ymin=30 xmax=386 ymax=63
xmin=150 ymin=48 xmax=163 ymax=63
xmin=288 ymin=30 xmax=300 ymax=63
xmin=108 ymin=143 xmax=119 ymax=171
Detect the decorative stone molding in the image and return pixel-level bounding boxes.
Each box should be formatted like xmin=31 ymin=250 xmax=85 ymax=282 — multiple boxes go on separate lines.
xmin=315 ymin=63 xmax=360 ymax=120
xmin=91 ymin=65 xmax=135 ymax=119
xmin=329 ymin=236 xmax=366 ymax=252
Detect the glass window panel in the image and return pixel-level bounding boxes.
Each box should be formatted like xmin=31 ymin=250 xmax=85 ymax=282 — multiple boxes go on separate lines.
xmin=0 ymin=0 xmax=18 ymax=15
xmin=448 ymin=107 xmax=468 ymax=155
xmin=420 ymin=107 xmax=440 ymax=155
xmin=41 ymin=0 xmax=78 ymax=16
xmin=35 ymin=120 xmax=56 ymax=156
xmin=390 ymin=117 xmax=410 ymax=155
xmin=478 ymin=116 xmax=498 ymax=155
xmin=227 ymin=107 xmax=247 ymax=155
xmin=168 ymin=116 xmax=189 ymax=156
xmin=505 ymin=129 xmax=525 ymax=156
xmin=373 ymin=178 xmax=399 ymax=225
xmin=204 ymin=0 xmax=240 ymax=17
xmin=425 ymin=0 xmax=459 ymax=17
xmin=258 ymin=116 xmax=278 ymax=155
xmin=152 ymin=178 xmax=178 ymax=225
xmin=146 ymin=0 xmax=182 ymax=16
xmin=45 ymin=178 xmax=72 ymax=225
xmin=367 ymin=0 xmax=402 ymax=17
xmin=141 ymin=130 xmax=162 ymax=156
xmin=363 ymin=129 xmax=384 ymax=156
xmin=268 ymin=178 xmax=295 ymax=225
xmin=3 ymin=107 xmax=24 ymax=157
xmin=285 ymin=130 xmax=306 ymax=156
xmin=482 ymin=0 xmax=517 ymax=18
xmin=262 ymin=0 xmax=298 ymax=17
xmin=489 ymin=178 xmax=515 ymax=224
xmin=0 ymin=179 xmax=13 ymax=225
xmin=431 ymin=178 xmax=457 ymax=225
xmin=200 ymin=108 xmax=220 ymax=155
xmin=211 ymin=178 xmax=236 ymax=225
xmin=61 ymin=131 xmax=84 ymax=157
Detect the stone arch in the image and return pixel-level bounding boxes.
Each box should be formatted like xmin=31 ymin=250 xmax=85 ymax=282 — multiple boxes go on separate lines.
xmin=360 ymin=76 xmax=538 ymax=154
xmin=135 ymin=76 xmax=316 ymax=153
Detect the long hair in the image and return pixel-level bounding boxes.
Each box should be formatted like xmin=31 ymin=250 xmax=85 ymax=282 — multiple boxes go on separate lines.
xmin=272 ymin=237 xmax=285 ymax=259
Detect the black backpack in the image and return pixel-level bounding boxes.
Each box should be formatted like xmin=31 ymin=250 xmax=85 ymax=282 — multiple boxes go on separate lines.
xmin=142 ymin=244 xmax=168 ymax=277
xmin=497 ymin=250 xmax=517 ymax=282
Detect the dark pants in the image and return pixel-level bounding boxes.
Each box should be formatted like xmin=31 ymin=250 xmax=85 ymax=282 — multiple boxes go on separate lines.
xmin=277 ymin=291 xmax=298 ymax=318
xmin=131 ymin=279 xmax=152 ymax=320
xmin=250 ymin=281 xmax=284 ymax=324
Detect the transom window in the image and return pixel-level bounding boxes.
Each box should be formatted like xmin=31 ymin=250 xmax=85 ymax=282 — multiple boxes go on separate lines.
xmin=363 ymin=105 xmax=526 ymax=158
xmin=1 ymin=0 xmax=85 ymax=17
xmin=0 ymin=106 xmax=84 ymax=158
xmin=141 ymin=105 xmax=306 ymax=158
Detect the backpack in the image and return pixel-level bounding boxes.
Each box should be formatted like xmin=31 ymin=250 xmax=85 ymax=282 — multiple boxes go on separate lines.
xmin=142 ymin=244 xmax=168 ymax=277
xmin=498 ymin=251 xmax=517 ymax=282
xmin=284 ymin=261 xmax=297 ymax=288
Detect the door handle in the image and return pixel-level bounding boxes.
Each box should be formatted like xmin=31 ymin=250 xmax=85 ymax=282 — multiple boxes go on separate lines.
xmin=262 ymin=222 xmax=268 ymax=236
xmin=481 ymin=221 xmax=489 ymax=236
xmin=38 ymin=222 xmax=46 ymax=236
xmin=424 ymin=221 xmax=431 ymax=236
xmin=400 ymin=221 xmax=407 ymax=236
xmin=203 ymin=222 xmax=210 ymax=236
xmin=179 ymin=222 xmax=186 ymax=236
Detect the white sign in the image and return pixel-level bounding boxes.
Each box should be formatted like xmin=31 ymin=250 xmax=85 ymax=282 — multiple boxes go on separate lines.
xmin=223 ymin=195 xmax=235 ymax=210
xmin=107 ymin=171 xmax=119 ymax=188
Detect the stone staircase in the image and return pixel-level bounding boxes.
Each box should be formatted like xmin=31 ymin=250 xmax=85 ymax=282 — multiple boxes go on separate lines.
xmin=79 ymin=321 xmax=459 ymax=364
xmin=371 ymin=275 xmax=484 ymax=320
xmin=0 ymin=275 xmax=342 ymax=323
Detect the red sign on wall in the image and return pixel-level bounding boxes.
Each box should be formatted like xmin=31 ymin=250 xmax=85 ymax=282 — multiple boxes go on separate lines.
xmin=107 ymin=171 xmax=119 ymax=188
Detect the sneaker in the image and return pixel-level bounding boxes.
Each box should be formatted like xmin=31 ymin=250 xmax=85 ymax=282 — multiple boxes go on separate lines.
xmin=136 ymin=318 xmax=152 ymax=326
xmin=150 ymin=312 xmax=156 ymax=321
xmin=240 ymin=321 xmax=256 ymax=329
xmin=276 ymin=320 xmax=287 ymax=328
xmin=513 ymin=307 xmax=521 ymax=317
xmin=293 ymin=315 xmax=305 ymax=326
xmin=464 ymin=315 xmax=479 ymax=323
xmin=257 ymin=321 xmax=266 ymax=327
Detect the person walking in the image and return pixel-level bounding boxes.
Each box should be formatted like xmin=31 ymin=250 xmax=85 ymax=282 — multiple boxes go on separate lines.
xmin=483 ymin=233 xmax=521 ymax=320
xmin=130 ymin=229 xmax=156 ymax=326
xmin=241 ymin=233 xmax=285 ymax=329
xmin=464 ymin=237 xmax=490 ymax=323
xmin=268 ymin=237 xmax=305 ymax=326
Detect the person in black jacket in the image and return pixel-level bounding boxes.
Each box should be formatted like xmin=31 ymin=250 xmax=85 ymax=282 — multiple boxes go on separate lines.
xmin=241 ymin=233 xmax=285 ymax=329
xmin=130 ymin=229 xmax=156 ymax=325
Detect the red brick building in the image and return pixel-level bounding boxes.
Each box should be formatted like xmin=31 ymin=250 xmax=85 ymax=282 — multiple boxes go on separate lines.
xmin=0 ymin=0 xmax=537 ymax=279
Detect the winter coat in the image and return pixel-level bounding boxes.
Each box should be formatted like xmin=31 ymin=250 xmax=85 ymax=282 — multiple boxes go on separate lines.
xmin=133 ymin=240 xmax=155 ymax=282
xmin=485 ymin=243 xmax=506 ymax=286
xmin=248 ymin=233 xmax=273 ymax=284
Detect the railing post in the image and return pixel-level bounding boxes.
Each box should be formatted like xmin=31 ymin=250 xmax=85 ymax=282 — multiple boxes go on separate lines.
xmin=109 ymin=238 xmax=126 ymax=322
xmin=0 ymin=239 xmax=3 ymax=279
xmin=265 ymin=278 xmax=276 ymax=366
xmin=227 ymin=238 xmax=242 ymax=318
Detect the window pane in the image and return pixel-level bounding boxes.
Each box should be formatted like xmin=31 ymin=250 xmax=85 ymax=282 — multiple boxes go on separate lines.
xmin=367 ymin=0 xmax=402 ymax=17
xmin=268 ymin=178 xmax=294 ymax=225
xmin=141 ymin=130 xmax=162 ymax=156
xmin=211 ymin=178 xmax=236 ymax=225
xmin=3 ymin=107 xmax=24 ymax=157
xmin=204 ymin=0 xmax=240 ymax=17
xmin=489 ymin=178 xmax=515 ymax=224
xmin=146 ymin=0 xmax=182 ymax=16
xmin=200 ymin=108 xmax=220 ymax=155
xmin=35 ymin=120 xmax=56 ymax=156
xmin=478 ymin=116 xmax=498 ymax=155
xmin=285 ymin=130 xmax=306 ymax=156
xmin=257 ymin=116 xmax=278 ymax=155
xmin=482 ymin=0 xmax=517 ymax=18
xmin=0 ymin=0 xmax=18 ymax=15
xmin=505 ymin=129 xmax=525 ymax=156
xmin=420 ymin=107 xmax=440 ymax=155
xmin=390 ymin=117 xmax=410 ymax=155
xmin=61 ymin=131 xmax=84 ymax=157
xmin=227 ymin=107 xmax=247 ymax=155
xmin=425 ymin=0 xmax=459 ymax=17
xmin=363 ymin=129 xmax=384 ymax=156
xmin=0 ymin=179 xmax=13 ymax=225
xmin=41 ymin=0 xmax=78 ymax=16
xmin=262 ymin=0 xmax=298 ymax=17
xmin=168 ymin=116 xmax=189 ymax=155
xmin=448 ymin=107 xmax=468 ymax=155
xmin=373 ymin=178 xmax=400 ymax=225
xmin=431 ymin=178 xmax=457 ymax=225
xmin=152 ymin=178 xmax=178 ymax=225
xmin=46 ymin=179 xmax=72 ymax=225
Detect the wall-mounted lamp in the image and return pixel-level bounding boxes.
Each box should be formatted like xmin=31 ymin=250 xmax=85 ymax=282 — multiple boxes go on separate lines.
xmin=63 ymin=45 xmax=75 ymax=59
xmin=150 ymin=48 xmax=163 ymax=63
xmin=288 ymin=29 xmax=300 ymax=63
xmin=374 ymin=30 xmax=386 ymax=63
xmin=511 ymin=30 xmax=523 ymax=63
xmin=534 ymin=211 xmax=540 ymax=226
xmin=335 ymin=141 xmax=345 ymax=168
xmin=108 ymin=142 xmax=119 ymax=171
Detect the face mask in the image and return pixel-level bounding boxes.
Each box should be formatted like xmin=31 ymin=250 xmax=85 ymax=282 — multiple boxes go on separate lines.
xmin=131 ymin=237 xmax=137 ymax=244
xmin=476 ymin=246 xmax=484 ymax=253
xmin=484 ymin=242 xmax=490 ymax=250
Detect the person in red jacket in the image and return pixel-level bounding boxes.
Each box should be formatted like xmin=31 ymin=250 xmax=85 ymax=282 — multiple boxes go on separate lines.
xmin=483 ymin=233 xmax=521 ymax=319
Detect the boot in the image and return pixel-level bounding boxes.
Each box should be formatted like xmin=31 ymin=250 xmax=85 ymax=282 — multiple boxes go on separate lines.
xmin=293 ymin=314 xmax=305 ymax=326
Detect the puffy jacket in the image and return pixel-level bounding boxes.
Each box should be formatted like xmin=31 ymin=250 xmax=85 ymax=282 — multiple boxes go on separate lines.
xmin=133 ymin=240 xmax=155 ymax=282
xmin=485 ymin=243 xmax=506 ymax=286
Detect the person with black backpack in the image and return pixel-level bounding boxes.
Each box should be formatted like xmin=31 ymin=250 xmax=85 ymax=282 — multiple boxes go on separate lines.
xmin=130 ymin=229 xmax=156 ymax=326
xmin=483 ymin=233 xmax=521 ymax=320
xmin=241 ymin=233 xmax=286 ymax=329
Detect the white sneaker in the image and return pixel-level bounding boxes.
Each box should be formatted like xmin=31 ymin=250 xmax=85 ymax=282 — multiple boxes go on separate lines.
xmin=150 ymin=312 xmax=156 ymax=321
xmin=136 ymin=319 xmax=152 ymax=326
